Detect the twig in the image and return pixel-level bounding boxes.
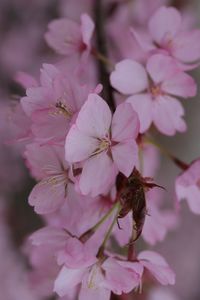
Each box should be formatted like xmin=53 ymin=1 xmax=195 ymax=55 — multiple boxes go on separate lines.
xmin=93 ymin=0 xmax=116 ymax=112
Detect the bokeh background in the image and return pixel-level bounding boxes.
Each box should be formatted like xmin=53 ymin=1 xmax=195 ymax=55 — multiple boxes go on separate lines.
xmin=0 ymin=1 xmax=200 ymax=299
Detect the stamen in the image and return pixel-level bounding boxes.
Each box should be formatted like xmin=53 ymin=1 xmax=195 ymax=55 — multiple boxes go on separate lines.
xmin=49 ymin=100 xmax=73 ymax=118
xmin=150 ymin=85 xmax=162 ymax=97
xmin=91 ymin=138 xmax=110 ymax=156
xmin=55 ymin=101 xmax=73 ymax=117
xmin=87 ymin=265 xmax=99 ymax=289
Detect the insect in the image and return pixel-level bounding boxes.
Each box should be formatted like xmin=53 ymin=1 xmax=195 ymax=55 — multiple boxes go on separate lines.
xmin=117 ymin=168 xmax=163 ymax=242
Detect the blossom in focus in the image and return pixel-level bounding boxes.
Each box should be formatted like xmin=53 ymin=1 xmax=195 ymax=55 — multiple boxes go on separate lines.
xmin=54 ymin=237 xmax=143 ymax=299
xmin=65 ymin=94 xmax=139 ymax=196
xmin=175 ymin=159 xmax=200 ymax=214
xmin=110 ymin=54 xmax=196 ymax=135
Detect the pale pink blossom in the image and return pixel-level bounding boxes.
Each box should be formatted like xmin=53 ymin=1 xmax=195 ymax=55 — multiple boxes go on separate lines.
xmin=133 ymin=6 xmax=200 ymax=69
xmin=45 ymin=14 xmax=94 ymax=59
xmin=45 ymin=187 xmax=112 ymax=237
xmin=24 ymin=226 xmax=69 ymax=298
xmin=54 ymin=237 xmax=143 ymax=299
xmin=65 ymin=94 xmax=139 ymax=196
xmin=21 ymin=64 xmax=93 ymax=144
xmin=24 ymin=143 xmax=70 ymax=214
xmin=110 ymin=54 xmax=196 ymax=135
xmin=175 ymin=159 xmax=200 ymax=214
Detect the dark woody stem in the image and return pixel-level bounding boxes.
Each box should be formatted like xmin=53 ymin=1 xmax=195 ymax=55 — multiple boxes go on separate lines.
xmin=172 ymin=0 xmax=188 ymax=9
xmin=128 ymin=241 xmax=136 ymax=261
xmin=94 ymin=0 xmax=116 ymax=112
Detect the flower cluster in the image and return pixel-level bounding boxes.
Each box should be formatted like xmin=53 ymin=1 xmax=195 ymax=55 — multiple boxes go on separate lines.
xmin=8 ymin=1 xmax=200 ymax=300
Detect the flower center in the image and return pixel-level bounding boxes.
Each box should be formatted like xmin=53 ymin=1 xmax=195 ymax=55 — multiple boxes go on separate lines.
xmin=54 ymin=101 xmax=73 ymax=117
xmin=150 ymin=84 xmax=162 ymax=98
xmin=92 ymin=137 xmax=111 ymax=156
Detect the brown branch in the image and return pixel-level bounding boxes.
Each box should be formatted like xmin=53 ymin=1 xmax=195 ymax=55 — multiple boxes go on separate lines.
xmin=93 ymin=0 xmax=115 ymax=112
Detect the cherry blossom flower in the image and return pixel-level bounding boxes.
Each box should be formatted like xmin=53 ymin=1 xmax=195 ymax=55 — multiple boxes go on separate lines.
xmin=24 ymin=143 xmax=70 ymax=214
xmin=3 ymin=1 xmax=200 ymax=299
xmin=175 ymin=159 xmax=200 ymax=214
xmin=45 ymin=13 xmax=94 ymax=60
xmin=54 ymin=237 xmax=143 ymax=299
xmin=21 ymin=64 xmax=93 ymax=144
xmin=45 ymin=188 xmax=112 ymax=237
xmin=24 ymin=226 xmax=69 ymax=298
xmin=65 ymin=94 xmax=139 ymax=196
xmin=133 ymin=6 xmax=200 ymax=69
xmin=110 ymin=54 xmax=196 ymax=135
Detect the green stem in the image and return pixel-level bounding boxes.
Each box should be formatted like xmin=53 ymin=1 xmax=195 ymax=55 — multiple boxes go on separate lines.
xmin=91 ymin=48 xmax=114 ymax=69
xmin=80 ymin=201 xmax=119 ymax=242
xmin=98 ymin=202 xmax=121 ymax=256
xmin=144 ymin=136 xmax=189 ymax=171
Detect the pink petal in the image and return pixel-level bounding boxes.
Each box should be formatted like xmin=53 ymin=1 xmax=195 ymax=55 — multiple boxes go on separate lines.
xmin=138 ymin=251 xmax=175 ymax=285
xmin=127 ymin=93 xmax=153 ymax=133
xmin=110 ymin=59 xmax=148 ymax=95
xmin=176 ymin=185 xmax=200 ymax=214
xmin=79 ymin=152 xmax=117 ymax=196
xmin=57 ymin=238 xmax=97 ymax=269
xmin=161 ymin=72 xmax=197 ymax=98
xmin=24 ymin=143 xmax=64 ymax=180
xmin=176 ymin=161 xmax=200 ymax=214
xmin=76 ymin=94 xmax=112 ymax=138
xmin=79 ymin=285 xmax=110 ymax=300
xmin=102 ymin=258 xmax=141 ymax=294
xmin=54 ymin=266 xmax=85 ymax=297
xmin=148 ymin=6 xmax=181 ymax=44
xmin=111 ymin=102 xmax=139 ymax=141
xmin=146 ymin=54 xmax=178 ymax=84
xmin=28 ymin=177 xmax=66 ymax=214
xmin=31 ymin=108 xmax=70 ymax=144
xmin=152 ymin=95 xmax=186 ymax=135
xmin=172 ymin=30 xmax=200 ymax=63
xmin=15 ymin=71 xmax=38 ymax=89
xmin=111 ymin=141 xmax=138 ymax=177
xmin=40 ymin=64 xmax=60 ymax=87
xmin=81 ymin=14 xmax=95 ymax=48
xmin=45 ymin=18 xmax=81 ymax=55
xmin=65 ymin=125 xmax=99 ymax=163
xmin=21 ymin=87 xmax=51 ymax=117
xmin=30 ymin=227 xmax=68 ymax=248
xmin=131 ymin=28 xmax=155 ymax=53
xmin=80 ymin=267 xmax=110 ymax=300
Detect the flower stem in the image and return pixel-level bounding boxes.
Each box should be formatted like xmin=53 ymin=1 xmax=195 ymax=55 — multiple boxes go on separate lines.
xmin=93 ymin=0 xmax=116 ymax=112
xmin=91 ymin=48 xmax=114 ymax=68
xmin=144 ymin=135 xmax=189 ymax=171
xmin=80 ymin=201 xmax=119 ymax=242
xmin=98 ymin=202 xmax=121 ymax=257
